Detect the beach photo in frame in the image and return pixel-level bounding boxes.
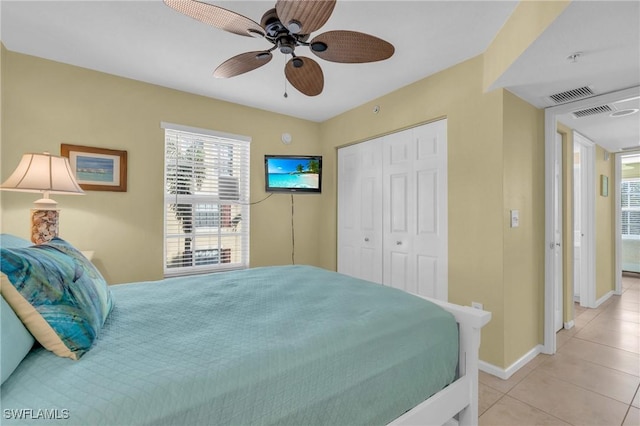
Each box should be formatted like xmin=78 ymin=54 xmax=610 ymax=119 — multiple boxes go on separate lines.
xmin=61 ymin=144 xmax=127 ymax=192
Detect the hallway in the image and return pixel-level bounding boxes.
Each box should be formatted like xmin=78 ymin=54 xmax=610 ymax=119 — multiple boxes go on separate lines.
xmin=479 ymin=275 xmax=640 ymax=425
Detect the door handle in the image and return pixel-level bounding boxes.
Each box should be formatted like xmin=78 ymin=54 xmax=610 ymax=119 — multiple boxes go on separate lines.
xmin=364 ymin=237 xmax=369 ymax=242
xmin=396 ymin=241 xmax=402 ymax=245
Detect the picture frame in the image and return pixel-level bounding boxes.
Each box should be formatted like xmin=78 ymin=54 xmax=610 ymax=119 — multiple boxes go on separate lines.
xmin=600 ymin=174 xmax=608 ymax=197
xmin=61 ymin=144 xmax=127 ymax=192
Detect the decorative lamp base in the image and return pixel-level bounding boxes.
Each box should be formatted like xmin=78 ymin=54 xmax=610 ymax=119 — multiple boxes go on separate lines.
xmin=31 ymin=209 xmax=59 ymax=244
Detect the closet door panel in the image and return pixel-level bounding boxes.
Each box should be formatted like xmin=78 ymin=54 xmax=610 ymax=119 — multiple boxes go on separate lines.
xmin=337 ymin=140 xmax=383 ymax=284
xmin=416 ymin=169 xmax=438 ymax=235
xmin=389 ymin=251 xmax=409 ymax=290
xmin=338 ymin=145 xmax=359 ymax=278
xmin=416 ymin=254 xmax=438 ymax=297
xmin=359 ymin=247 xmax=378 ymax=282
xmin=361 ymin=177 xmax=376 ymax=230
xmin=389 ymin=174 xmax=409 ymax=233
xmin=383 ymin=130 xmax=415 ymax=289
xmin=412 ymin=119 xmax=448 ymax=300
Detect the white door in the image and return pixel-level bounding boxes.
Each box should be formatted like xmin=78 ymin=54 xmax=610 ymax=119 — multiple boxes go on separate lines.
xmin=573 ymin=132 xmax=596 ymax=308
xmin=337 ymin=140 xmax=383 ymax=283
xmin=554 ymin=132 xmax=564 ymax=332
xmin=382 ymin=119 xmax=448 ymax=300
xmin=573 ymin=142 xmax=582 ymax=301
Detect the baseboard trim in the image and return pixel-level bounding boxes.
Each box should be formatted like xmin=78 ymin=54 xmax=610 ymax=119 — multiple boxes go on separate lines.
xmin=563 ymin=320 xmax=575 ymax=330
xmin=479 ymin=344 xmax=543 ymax=380
xmin=594 ymin=290 xmax=614 ymax=308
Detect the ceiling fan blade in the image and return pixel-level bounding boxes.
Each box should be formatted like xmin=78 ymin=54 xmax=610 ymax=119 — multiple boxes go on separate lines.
xmin=310 ymin=30 xmax=394 ymax=63
xmin=285 ymin=56 xmax=324 ymax=96
xmin=164 ymin=0 xmax=265 ymax=38
xmin=275 ymin=0 xmax=336 ymax=35
xmin=214 ymin=51 xmax=273 ymax=78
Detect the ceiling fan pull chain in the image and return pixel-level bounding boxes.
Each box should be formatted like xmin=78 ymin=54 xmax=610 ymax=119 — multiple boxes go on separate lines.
xmin=284 ymin=56 xmax=289 ymax=98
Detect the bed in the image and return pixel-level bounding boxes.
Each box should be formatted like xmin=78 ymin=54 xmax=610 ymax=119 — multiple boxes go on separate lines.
xmin=1 ymin=235 xmax=490 ymax=426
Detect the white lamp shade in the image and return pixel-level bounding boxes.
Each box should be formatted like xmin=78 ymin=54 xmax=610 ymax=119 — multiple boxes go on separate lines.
xmin=0 ymin=153 xmax=85 ymax=195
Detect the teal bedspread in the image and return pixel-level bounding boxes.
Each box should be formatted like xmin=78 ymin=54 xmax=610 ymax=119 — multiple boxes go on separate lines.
xmin=1 ymin=265 xmax=458 ymax=425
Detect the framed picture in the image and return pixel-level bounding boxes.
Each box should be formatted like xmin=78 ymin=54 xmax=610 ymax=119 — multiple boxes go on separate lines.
xmin=600 ymin=174 xmax=609 ymax=197
xmin=61 ymin=144 xmax=127 ymax=192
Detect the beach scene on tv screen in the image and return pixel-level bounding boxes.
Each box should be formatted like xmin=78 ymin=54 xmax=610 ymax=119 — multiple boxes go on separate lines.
xmin=267 ymin=158 xmax=320 ymax=189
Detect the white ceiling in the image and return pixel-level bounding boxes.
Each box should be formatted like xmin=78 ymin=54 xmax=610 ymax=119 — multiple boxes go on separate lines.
xmin=1 ymin=0 xmax=639 ymax=152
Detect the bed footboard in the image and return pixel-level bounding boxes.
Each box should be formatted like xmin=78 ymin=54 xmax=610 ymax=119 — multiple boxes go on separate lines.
xmin=390 ymin=296 xmax=491 ymax=426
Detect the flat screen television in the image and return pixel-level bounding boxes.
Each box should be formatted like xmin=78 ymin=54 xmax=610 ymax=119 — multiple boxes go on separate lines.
xmin=264 ymin=155 xmax=322 ymax=193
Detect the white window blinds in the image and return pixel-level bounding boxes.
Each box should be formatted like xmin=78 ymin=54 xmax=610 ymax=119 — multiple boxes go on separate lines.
xmin=622 ymin=179 xmax=640 ymax=239
xmin=162 ymin=122 xmax=250 ymax=276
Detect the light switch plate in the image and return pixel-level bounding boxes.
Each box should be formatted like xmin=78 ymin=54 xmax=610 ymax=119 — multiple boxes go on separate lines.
xmin=511 ymin=210 xmax=519 ymax=228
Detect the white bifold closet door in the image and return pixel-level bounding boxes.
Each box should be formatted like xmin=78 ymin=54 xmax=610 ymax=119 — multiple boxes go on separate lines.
xmin=337 ymin=119 xmax=448 ymax=301
xmin=337 ymin=138 xmax=384 ymax=283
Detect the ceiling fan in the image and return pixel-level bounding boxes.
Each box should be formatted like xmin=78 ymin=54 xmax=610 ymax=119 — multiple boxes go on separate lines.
xmin=164 ymin=0 xmax=395 ymax=96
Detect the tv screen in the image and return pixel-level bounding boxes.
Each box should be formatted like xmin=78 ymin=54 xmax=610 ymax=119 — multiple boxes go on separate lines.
xmin=264 ymin=155 xmax=322 ymax=193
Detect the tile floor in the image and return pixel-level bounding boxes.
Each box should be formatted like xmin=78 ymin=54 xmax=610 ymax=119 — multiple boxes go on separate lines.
xmin=478 ymin=275 xmax=640 ymax=426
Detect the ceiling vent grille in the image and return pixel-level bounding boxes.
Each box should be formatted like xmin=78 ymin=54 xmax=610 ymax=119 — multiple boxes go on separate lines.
xmin=548 ymin=86 xmax=595 ymax=104
xmin=571 ymin=104 xmax=613 ymax=118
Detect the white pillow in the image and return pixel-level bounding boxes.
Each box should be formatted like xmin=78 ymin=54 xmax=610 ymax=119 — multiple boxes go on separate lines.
xmin=1 ymin=283 xmax=35 ymax=383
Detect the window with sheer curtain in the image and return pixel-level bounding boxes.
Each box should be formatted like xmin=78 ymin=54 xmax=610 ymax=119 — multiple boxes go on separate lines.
xmin=162 ymin=122 xmax=250 ymax=276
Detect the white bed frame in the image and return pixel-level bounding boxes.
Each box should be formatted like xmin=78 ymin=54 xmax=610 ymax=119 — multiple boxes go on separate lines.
xmin=390 ymin=295 xmax=491 ymax=426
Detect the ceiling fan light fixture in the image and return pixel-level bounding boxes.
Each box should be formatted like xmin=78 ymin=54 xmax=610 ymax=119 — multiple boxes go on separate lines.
xmin=292 ymin=58 xmax=304 ymax=68
xmin=256 ymin=52 xmax=271 ymax=60
xmin=278 ymin=36 xmax=296 ymax=55
xmin=310 ymin=42 xmax=328 ymax=52
xmin=287 ymin=20 xmax=302 ymax=34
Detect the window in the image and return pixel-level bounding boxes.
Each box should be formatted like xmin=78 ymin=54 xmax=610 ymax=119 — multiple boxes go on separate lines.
xmin=162 ymin=122 xmax=250 ymax=276
xmin=621 ymin=179 xmax=640 ymax=239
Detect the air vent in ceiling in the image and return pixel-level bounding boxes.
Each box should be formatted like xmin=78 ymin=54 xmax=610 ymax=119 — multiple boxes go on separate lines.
xmin=548 ymin=86 xmax=595 ymax=104
xmin=571 ymin=104 xmax=613 ymax=118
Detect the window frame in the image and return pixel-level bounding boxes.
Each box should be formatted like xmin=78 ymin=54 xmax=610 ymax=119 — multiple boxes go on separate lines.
xmin=161 ymin=122 xmax=251 ymax=277
xmin=621 ymin=178 xmax=640 ymax=240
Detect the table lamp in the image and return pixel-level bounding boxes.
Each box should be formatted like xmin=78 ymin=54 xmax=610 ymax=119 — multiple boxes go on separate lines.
xmin=0 ymin=152 xmax=85 ymax=244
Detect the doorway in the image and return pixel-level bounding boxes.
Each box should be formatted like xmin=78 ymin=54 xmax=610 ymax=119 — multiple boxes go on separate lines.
xmin=572 ymin=131 xmax=596 ymax=308
xmin=553 ymin=132 xmax=563 ymax=333
xmin=544 ymin=86 xmax=640 ymax=354
xmin=618 ymin=152 xmax=640 ymax=275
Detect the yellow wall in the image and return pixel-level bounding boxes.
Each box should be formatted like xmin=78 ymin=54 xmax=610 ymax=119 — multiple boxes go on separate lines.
xmin=1 ymin=49 xmax=322 ymax=284
xmin=595 ymin=145 xmax=616 ymax=300
xmin=483 ymin=0 xmax=570 ymax=91
xmin=2 ymin=51 xmax=546 ymax=370
xmin=318 ymin=56 xmax=545 ymax=368
xmin=502 ymin=91 xmax=545 ymax=363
